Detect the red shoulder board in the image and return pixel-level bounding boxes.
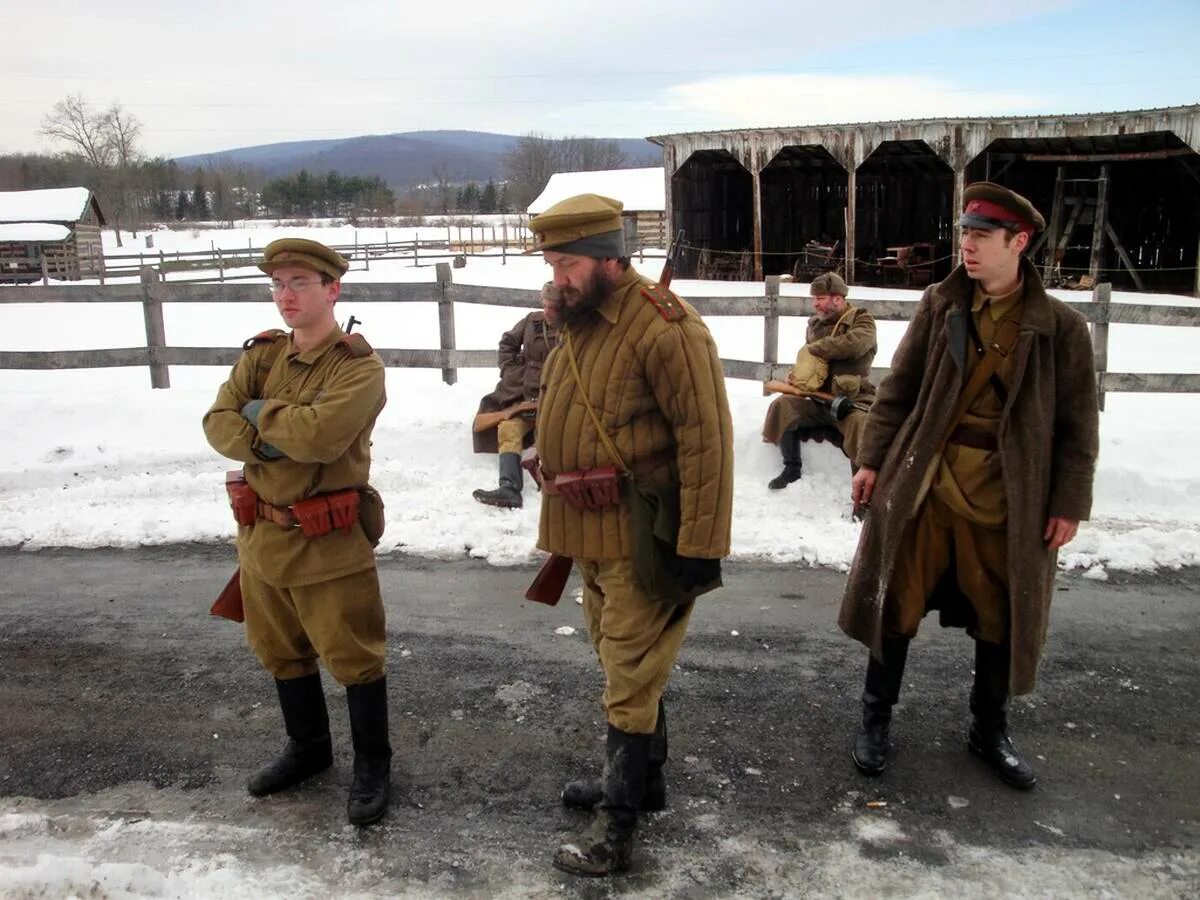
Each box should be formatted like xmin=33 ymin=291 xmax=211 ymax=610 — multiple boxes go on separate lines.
xmin=242 ymin=329 xmax=286 ymax=351
xmin=641 ymin=283 xmax=686 ymax=322
xmin=337 ymin=333 xmax=374 ymax=358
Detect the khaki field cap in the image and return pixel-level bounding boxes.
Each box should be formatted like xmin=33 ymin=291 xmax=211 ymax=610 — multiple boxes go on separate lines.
xmin=258 ymin=238 xmax=350 ymax=280
xmin=527 ymin=193 xmax=625 ymax=255
xmin=811 ymin=271 xmax=848 ymax=297
xmin=959 ymin=182 xmax=1046 ymax=235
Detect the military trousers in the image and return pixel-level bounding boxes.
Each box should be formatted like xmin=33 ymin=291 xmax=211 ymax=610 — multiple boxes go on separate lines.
xmin=241 ymin=565 xmax=386 ymax=686
xmin=577 ymin=557 xmax=694 ymax=734
xmin=883 ymin=494 xmax=1009 ymax=645
xmin=496 ymin=416 xmax=533 ymax=455
xmin=761 ymin=395 xmax=869 ymax=465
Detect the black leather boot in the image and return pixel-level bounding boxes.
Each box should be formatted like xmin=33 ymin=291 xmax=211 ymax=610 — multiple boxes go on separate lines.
xmin=851 ymin=636 xmax=909 ymax=776
xmin=554 ymin=725 xmax=649 ymax=877
xmin=562 ymin=699 xmax=667 ymax=812
xmin=247 ymin=672 xmax=334 ymax=796
xmin=768 ymin=430 xmax=803 ymax=490
xmin=968 ymin=640 xmax=1037 ymax=789
xmin=473 ymin=452 xmax=524 ymax=508
xmin=346 ymin=677 xmax=393 ymax=825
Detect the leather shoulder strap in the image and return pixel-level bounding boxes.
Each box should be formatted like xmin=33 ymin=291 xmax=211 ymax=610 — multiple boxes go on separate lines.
xmin=641 ymin=283 xmax=686 ymax=322
xmin=242 ymin=329 xmax=286 ymax=351
xmin=337 ymin=332 xmax=374 ymax=357
xmin=938 ymin=317 xmax=1021 ymax=453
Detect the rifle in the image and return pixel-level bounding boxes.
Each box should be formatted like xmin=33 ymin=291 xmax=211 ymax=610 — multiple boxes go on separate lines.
xmin=525 ymin=231 xmax=688 ymax=607
xmin=211 ymin=568 xmax=245 ymax=622
xmin=472 ymin=399 xmax=538 ymax=433
xmin=764 ymin=379 xmax=854 ymax=421
xmin=344 ymin=315 xmax=361 ymax=333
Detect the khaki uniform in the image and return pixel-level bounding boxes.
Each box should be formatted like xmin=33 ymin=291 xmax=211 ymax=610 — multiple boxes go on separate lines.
xmin=886 ymin=282 xmax=1024 ymax=645
xmin=473 ymin=311 xmax=558 ymax=454
xmin=761 ymin=305 xmax=877 ymax=463
xmin=203 ymin=325 xmax=387 ymax=685
xmin=536 ymin=266 xmax=734 ymax=733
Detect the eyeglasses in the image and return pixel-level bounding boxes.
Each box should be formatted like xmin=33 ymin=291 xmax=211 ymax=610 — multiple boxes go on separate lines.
xmin=269 ymin=277 xmax=325 ymax=295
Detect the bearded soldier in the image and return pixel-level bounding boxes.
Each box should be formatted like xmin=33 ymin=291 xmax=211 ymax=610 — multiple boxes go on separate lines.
xmin=530 ymin=194 xmax=734 ymax=877
xmin=840 ymin=183 xmax=1099 ymax=789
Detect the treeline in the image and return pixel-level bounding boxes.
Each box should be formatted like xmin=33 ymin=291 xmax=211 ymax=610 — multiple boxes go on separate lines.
xmin=259 ymin=170 xmax=394 ymax=218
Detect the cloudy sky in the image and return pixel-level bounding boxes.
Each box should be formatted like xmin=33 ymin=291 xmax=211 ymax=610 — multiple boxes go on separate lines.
xmin=2 ymin=0 xmax=1198 ymax=159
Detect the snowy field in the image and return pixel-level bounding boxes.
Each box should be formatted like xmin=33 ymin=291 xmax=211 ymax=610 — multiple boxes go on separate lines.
xmin=0 ymin=221 xmax=1198 ymax=576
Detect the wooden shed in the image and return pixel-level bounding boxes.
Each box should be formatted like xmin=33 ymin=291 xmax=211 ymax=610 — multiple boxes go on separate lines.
xmin=0 ymin=188 xmax=106 ymax=282
xmin=528 ymin=168 xmax=666 ymax=250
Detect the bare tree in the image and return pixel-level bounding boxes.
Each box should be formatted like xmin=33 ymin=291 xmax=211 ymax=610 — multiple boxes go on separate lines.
xmin=40 ymin=94 xmax=113 ymax=169
xmin=503 ymin=133 xmax=629 ymax=210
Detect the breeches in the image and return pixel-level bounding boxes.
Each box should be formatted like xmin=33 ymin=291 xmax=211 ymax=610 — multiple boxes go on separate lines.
xmin=497 ymin=416 xmax=533 ymax=455
xmin=241 ymin=566 xmax=386 ymax=685
xmin=884 ymin=495 xmax=1009 ymax=645
xmin=577 ymin=557 xmax=694 ymax=734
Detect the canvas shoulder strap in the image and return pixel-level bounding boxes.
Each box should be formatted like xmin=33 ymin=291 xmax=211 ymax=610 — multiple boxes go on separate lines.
xmin=564 ymin=328 xmax=629 ymax=474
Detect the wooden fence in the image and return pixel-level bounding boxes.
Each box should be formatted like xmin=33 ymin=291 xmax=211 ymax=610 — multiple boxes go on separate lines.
xmin=1 ymin=267 xmax=1198 ymax=408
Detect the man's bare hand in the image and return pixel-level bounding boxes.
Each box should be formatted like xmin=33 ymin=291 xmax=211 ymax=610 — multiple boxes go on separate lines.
xmin=1043 ymin=516 xmax=1079 ymax=550
xmin=851 ymin=467 xmax=878 ymax=509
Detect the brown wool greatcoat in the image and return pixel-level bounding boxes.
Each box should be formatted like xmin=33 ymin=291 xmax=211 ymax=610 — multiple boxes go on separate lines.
xmin=838 ymin=258 xmax=1099 ymax=694
xmin=473 ymin=310 xmax=557 ymax=454
xmin=536 ymin=265 xmax=734 ymax=561
xmin=761 ymin=305 xmax=877 ymax=444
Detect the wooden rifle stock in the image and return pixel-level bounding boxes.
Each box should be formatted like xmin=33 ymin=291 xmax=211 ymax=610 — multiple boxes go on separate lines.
xmin=472 ymin=399 xmax=538 ymax=433
xmin=763 ymin=379 xmax=837 ymax=404
xmin=211 ymin=568 xmax=245 ymax=622
xmin=660 ymin=228 xmax=685 ymax=289
xmin=525 ymin=553 xmax=573 ymax=606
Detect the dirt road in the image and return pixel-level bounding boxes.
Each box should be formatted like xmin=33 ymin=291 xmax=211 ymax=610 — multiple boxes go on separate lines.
xmin=1 ymin=547 xmax=1197 ymax=898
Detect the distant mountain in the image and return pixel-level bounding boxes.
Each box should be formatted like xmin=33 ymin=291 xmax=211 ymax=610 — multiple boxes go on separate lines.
xmin=174 ymin=130 xmax=661 ymax=188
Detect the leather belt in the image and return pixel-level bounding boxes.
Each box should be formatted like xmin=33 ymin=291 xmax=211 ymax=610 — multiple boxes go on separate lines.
xmin=256 ymin=499 xmax=299 ymax=528
xmin=542 ymin=447 xmax=676 ymax=494
xmin=948 ymin=425 xmax=998 ymax=452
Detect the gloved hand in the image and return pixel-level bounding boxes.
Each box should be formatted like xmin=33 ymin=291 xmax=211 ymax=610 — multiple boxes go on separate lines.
xmin=677 ymin=556 xmax=721 ymax=592
xmin=241 ymin=398 xmax=267 ymax=426
xmin=255 ymin=441 xmax=286 ymax=460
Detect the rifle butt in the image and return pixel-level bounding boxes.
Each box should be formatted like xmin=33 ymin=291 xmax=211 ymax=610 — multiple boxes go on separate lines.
xmin=211 ymin=568 xmax=245 ymax=622
xmin=524 ymin=554 xmax=573 ymax=606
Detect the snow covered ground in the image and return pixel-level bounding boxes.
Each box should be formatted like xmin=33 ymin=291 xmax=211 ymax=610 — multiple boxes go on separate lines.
xmin=0 ymin=222 xmax=1198 ymax=576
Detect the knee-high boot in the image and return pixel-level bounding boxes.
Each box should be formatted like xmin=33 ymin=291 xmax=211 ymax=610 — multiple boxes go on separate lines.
xmin=473 ymin=452 xmax=524 ymax=508
xmin=553 ymin=725 xmax=649 ymax=877
xmin=561 ymin=699 xmax=667 ymax=812
xmin=247 ymin=672 xmax=334 ymax=796
xmin=851 ymin=636 xmax=909 ymax=775
xmin=345 ymin=676 xmax=393 ymax=825
xmin=768 ymin=430 xmax=803 ymax=490
xmin=968 ymin=640 xmax=1036 ymax=789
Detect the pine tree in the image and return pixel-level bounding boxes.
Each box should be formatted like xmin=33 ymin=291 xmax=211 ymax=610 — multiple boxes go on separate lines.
xmin=480 ymin=179 xmax=498 ymax=214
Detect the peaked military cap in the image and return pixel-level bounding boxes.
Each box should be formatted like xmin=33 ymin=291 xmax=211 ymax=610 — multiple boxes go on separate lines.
xmin=258 ymin=238 xmax=349 ymax=280
xmin=527 ymin=193 xmax=626 ymax=256
xmin=810 ymin=271 xmax=848 ymax=297
xmin=960 ymin=182 xmax=1046 ymax=234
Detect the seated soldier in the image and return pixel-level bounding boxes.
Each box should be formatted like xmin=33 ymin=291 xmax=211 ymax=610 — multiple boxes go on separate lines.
xmin=762 ymin=272 xmax=876 ymax=489
xmin=471 ymin=283 xmax=561 ymax=508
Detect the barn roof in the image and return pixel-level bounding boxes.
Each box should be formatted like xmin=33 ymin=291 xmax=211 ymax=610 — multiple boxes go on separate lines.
xmin=0 ymin=188 xmax=101 ymax=224
xmin=0 ymin=223 xmax=72 ymax=242
xmin=528 ymin=168 xmax=665 ymax=214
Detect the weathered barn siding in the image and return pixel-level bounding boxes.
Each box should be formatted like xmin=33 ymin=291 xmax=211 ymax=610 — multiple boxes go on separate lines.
xmin=651 ymin=105 xmax=1200 ymax=292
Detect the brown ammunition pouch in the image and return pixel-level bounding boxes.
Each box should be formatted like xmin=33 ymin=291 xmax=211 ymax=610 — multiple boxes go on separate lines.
xmin=546 ymin=465 xmax=621 ymax=511
xmin=225 ymin=470 xmax=373 ymax=540
xmin=357 ymin=485 xmax=385 ymax=547
xmin=225 ymin=470 xmax=258 ymax=526
xmin=291 ymin=489 xmax=360 ymax=538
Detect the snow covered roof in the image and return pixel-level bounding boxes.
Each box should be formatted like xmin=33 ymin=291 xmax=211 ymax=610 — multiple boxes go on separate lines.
xmin=528 ymin=168 xmax=665 ymax=215
xmin=0 ymin=188 xmax=93 ymax=224
xmin=0 ymin=223 xmax=71 ymax=242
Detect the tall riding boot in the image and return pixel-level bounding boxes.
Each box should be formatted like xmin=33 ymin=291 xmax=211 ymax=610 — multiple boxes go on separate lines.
xmin=851 ymin=636 xmax=909 ymax=775
xmin=554 ymin=725 xmax=650 ymax=877
xmin=562 ymin=699 xmax=668 ymax=812
xmin=768 ymin=430 xmax=803 ymax=490
xmin=473 ymin=452 xmax=524 ymax=508
xmin=968 ymin=640 xmax=1036 ymax=789
xmin=345 ymin=676 xmax=393 ymax=825
xmin=247 ymin=672 xmax=334 ymax=796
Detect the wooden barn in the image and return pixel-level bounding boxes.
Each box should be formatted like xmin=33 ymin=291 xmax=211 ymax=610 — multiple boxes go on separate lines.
xmin=649 ymin=104 xmax=1200 ymax=294
xmin=0 ymin=188 xmax=106 ymax=282
xmin=528 ymin=168 xmax=666 ymax=251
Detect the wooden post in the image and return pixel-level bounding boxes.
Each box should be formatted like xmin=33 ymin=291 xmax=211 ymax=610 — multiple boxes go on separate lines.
xmin=501 ymin=221 xmax=507 ymax=266
xmin=751 ymin=169 xmax=763 ymax=281
xmin=1089 ymin=165 xmax=1110 ymax=282
xmin=413 ymin=237 xmax=420 ymax=268
xmin=436 ymin=262 xmax=457 ymax=385
xmin=951 ymin=168 xmax=965 ymax=272
xmin=1043 ymin=166 xmax=1065 ymax=281
xmin=845 ymin=168 xmax=857 ymax=284
xmin=41 ymin=254 xmax=49 ymax=286
xmin=217 ymin=247 xmax=225 ymax=283
xmin=140 ymin=266 xmax=170 ymax=389
xmin=1091 ymin=281 xmax=1110 ymax=411
xmin=1104 ymin=222 xmax=1145 ymax=291
xmin=763 ymin=276 xmax=781 ymax=386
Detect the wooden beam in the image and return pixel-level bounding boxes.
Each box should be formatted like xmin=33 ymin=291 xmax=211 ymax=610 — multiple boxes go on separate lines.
xmin=1042 ymin=166 xmax=1065 ymax=281
xmin=1022 ymin=147 xmax=1195 ymax=163
xmin=1104 ymin=222 xmax=1146 ymax=291
xmin=844 ymin=168 xmax=856 ymax=283
xmin=1089 ymin=165 xmax=1110 ymax=281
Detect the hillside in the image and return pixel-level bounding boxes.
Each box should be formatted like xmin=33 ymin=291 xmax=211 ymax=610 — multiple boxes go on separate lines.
xmin=174 ymin=130 xmax=660 ymax=187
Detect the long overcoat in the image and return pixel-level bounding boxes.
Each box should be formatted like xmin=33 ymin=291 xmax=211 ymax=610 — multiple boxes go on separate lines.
xmin=838 ymin=257 xmax=1099 ymax=694
xmin=473 ymin=310 xmax=557 ymax=453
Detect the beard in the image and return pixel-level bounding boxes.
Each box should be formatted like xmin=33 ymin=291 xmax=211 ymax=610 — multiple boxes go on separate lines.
xmin=562 ymin=267 xmax=618 ymax=326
